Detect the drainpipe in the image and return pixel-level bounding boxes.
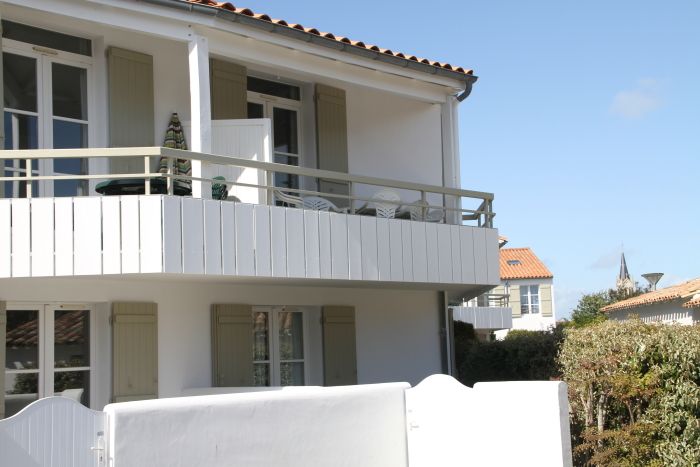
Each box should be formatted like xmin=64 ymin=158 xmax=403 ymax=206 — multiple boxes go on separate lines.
xmin=456 ymin=78 xmax=475 ymax=102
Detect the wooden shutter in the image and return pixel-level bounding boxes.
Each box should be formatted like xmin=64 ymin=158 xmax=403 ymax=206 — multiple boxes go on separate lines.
xmin=112 ymin=302 xmax=158 ymax=402
xmin=107 ymin=47 xmax=155 ymax=173
xmin=322 ymin=306 xmax=357 ymax=386
xmin=211 ymin=304 xmax=253 ymax=387
xmin=540 ymin=284 xmax=553 ymax=317
xmin=509 ymin=285 xmax=522 ymax=318
xmin=315 ymin=84 xmax=349 ymax=206
xmin=210 ymin=59 xmax=247 ymax=120
xmin=0 ymin=301 xmax=6 ymax=419
xmin=0 ymin=21 xmax=5 ymax=153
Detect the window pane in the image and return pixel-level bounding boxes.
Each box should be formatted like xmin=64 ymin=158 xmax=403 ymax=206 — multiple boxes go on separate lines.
xmin=52 ymin=63 xmax=88 ymax=120
xmin=53 ymin=370 xmax=89 ymax=407
xmin=3 ymin=53 xmax=37 ymax=112
xmin=5 ymin=310 xmax=39 ymax=370
xmin=4 ymin=372 xmax=38 ymax=417
xmin=253 ymin=363 xmax=270 ymax=387
xmin=278 ymin=311 xmax=303 ymax=360
xmin=53 ymin=120 xmax=88 ymax=196
xmin=253 ymin=312 xmax=269 ymax=361
xmin=248 ymin=76 xmax=300 ymax=100
xmin=531 ymin=304 xmax=540 ymax=314
xmin=4 ymin=112 xmax=38 ymax=150
xmin=2 ymin=20 xmax=92 ymax=56
xmin=279 ymin=362 xmax=304 ymax=386
xmin=520 ymin=304 xmax=529 ymax=314
xmin=273 ymin=107 xmax=298 ymax=154
xmin=54 ymin=310 xmax=89 ymax=368
xmin=247 ymin=102 xmax=264 ymax=119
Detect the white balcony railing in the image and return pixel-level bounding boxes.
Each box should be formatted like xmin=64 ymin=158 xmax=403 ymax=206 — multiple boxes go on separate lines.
xmin=0 ymin=147 xmax=495 ymax=227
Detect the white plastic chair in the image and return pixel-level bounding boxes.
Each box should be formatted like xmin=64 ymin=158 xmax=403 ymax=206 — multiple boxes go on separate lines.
xmin=302 ymin=196 xmax=347 ymax=213
xmin=370 ymin=189 xmax=401 ymax=218
xmin=273 ymin=189 xmax=304 ymax=208
xmin=407 ymin=200 xmax=444 ymax=223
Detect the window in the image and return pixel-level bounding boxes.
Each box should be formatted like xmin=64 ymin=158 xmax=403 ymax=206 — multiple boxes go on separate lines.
xmin=520 ymin=285 xmax=540 ymax=314
xmin=2 ymin=25 xmax=91 ymax=198
xmin=4 ymin=304 xmax=93 ymax=417
xmin=252 ymin=306 xmax=306 ymax=386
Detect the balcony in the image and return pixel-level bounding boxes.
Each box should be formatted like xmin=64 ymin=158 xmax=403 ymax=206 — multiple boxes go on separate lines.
xmin=0 ymin=146 xmax=499 ymax=291
xmin=451 ymin=294 xmax=513 ymax=331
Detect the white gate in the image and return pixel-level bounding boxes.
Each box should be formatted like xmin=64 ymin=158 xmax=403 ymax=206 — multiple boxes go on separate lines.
xmin=0 ymin=397 xmax=106 ymax=467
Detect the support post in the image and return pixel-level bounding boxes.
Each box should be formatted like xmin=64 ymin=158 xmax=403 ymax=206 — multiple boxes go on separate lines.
xmin=188 ymin=32 xmax=212 ymax=199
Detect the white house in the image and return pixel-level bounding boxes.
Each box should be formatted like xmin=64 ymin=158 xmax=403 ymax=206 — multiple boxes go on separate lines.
xmin=0 ymin=0 xmax=501 ymax=419
xmin=603 ymin=277 xmax=700 ymax=325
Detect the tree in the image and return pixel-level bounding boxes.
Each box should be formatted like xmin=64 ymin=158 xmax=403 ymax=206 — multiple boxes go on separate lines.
xmin=570 ymin=287 xmax=646 ymax=328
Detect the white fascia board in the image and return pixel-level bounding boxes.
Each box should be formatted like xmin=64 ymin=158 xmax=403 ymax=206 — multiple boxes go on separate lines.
xmin=33 ymin=0 xmax=462 ymax=101
xmin=1 ymin=0 xmax=192 ymax=41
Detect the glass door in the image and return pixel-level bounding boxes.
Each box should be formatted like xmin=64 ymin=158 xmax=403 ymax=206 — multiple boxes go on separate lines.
xmin=2 ymin=39 xmax=90 ymax=198
xmin=4 ymin=304 xmax=92 ymax=417
xmin=251 ymin=306 xmax=306 ymax=387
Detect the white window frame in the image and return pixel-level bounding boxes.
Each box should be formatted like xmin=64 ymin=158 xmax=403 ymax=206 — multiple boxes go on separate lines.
xmin=520 ymin=285 xmax=540 ymax=315
xmin=251 ymin=305 xmax=310 ymax=386
xmin=2 ymin=34 xmax=96 ymax=197
xmin=4 ymin=302 xmax=97 ymax=409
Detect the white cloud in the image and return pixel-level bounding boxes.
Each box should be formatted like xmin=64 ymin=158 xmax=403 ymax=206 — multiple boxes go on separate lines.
xmin=610 ymin=79 xmax=662 ymax=119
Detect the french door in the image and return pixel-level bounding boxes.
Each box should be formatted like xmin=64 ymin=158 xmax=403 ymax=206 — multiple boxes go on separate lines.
xmin=4 ymin=304 xmax=93 ymax=417
xmin=2 ymin=39 xmax=91 ymax=198
xmin=252 ymin=306 xmax=307 ymax=387
xmin=247 ymin=95 xmax=301 ymax=194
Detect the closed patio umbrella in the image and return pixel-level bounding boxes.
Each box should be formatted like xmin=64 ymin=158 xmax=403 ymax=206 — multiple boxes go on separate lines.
xmin=159 ymin=112 xmax=191 ymax=193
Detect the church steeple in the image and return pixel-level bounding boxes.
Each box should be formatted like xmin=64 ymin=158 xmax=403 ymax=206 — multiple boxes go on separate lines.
xmin=616 ymin=252 xmax=634 ymax=292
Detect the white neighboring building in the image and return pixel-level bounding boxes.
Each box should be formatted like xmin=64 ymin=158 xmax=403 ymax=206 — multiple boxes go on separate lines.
xmin=493 ymin=248 xmax=556 ymax=339
xmin=0 ymin=0 xmax=501 ymax=418
xmin=603 ymin=277 xmax=700 ymax=325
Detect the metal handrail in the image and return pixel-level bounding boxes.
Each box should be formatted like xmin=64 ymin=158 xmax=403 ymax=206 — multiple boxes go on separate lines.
xmin=0 ymin=147 xmax=496 ymax=227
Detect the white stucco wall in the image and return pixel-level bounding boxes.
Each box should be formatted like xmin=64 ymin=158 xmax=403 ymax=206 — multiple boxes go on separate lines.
xmin=609 ymin=299 xmax=698 ymax=325
xmin=2 ymin=277 xmax=443 ymax=409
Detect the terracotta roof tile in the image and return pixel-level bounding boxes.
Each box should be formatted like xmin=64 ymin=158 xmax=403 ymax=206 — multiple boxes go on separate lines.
xmin=683 ymin=296 xmax=700 ymax=309
xmin=500 ymin=248 xmax=553 ymax=280
xmin=602 ymin=277 xmax=700 ymax=312
xmin=183 ymin=0 xmax=474 ymax=76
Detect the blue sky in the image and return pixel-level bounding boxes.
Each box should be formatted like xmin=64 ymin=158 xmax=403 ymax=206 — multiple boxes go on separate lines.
xmin=239 ymin=1 xmax=700 ymax=317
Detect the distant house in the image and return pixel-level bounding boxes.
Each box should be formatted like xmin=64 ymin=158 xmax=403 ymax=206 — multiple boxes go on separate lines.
xmin=493 ymin=248 xmax=555 ymax=338
xmin=602 ymin=277 xmax=700 ymax=325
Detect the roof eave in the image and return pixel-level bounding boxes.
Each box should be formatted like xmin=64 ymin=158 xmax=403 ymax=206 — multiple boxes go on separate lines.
xmin=141 ymin=0 xmax=478 ymax=87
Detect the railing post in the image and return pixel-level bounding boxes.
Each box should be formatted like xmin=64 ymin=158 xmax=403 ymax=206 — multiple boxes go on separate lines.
xmin=25 ymin=158 xmax=32 ymax=198
xmin=266 ymin=170 xmax=274 ymax=205
xmin=349 ymin=181 xmax=355 ymax=214
xmin=420 ymin=191 xmax=427 ymax=221
xmin=167 ymin=157 xmax=174 ymax=195
xmin=144 ymin=156 xmax=151 ymax=195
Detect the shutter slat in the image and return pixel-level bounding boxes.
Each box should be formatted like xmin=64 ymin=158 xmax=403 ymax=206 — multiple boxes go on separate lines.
xmin=0 ymin=301 xmax=6 ymax=419
xmin=322 ymin=306 xmax=357 ymax=386
xmin=107 ymin=47 xmax=155 ymax=173
xmin=316 ymin=84 xmax=349 ymax=206
xmin=211 ymin=304 xmax=253 ymax=387
xmin=210 ymin=59 xmax=247 ymax=120
xmin=112 ymin=302 xmax=158 ymax=402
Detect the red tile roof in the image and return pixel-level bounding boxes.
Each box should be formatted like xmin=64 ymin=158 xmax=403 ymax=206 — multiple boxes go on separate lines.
xmin=183 ymin=0 xmax=474 ymax=76
xmin=602 ymin=277 xmax=700 ymax=313
xmin=500 ymin=248 xmax=553 ymax=280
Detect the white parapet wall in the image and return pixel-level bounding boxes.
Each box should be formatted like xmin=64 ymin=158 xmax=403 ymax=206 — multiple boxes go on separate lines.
xmin=0 ymin=376 xmax=572 ymax=467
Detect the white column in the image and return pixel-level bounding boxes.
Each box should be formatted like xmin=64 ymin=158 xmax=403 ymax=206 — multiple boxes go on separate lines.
xmin=441 ymin=99 xmax=460 ymax=224
xmin=188 ymin=32 xmax=212 ymax=198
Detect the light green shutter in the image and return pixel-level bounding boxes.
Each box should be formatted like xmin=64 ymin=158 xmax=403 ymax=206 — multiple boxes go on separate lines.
xmin=540 ymin=284 xmax=553 ymax=317
xmin=0 ymin=301 xmax=6 ymax=419
xmin=322 ymin=306 xmax=357 ymax=386
xmin=112 ymin=302 xmax=158 ymax=402
xmin=210 ymin=59 xmax=247 ymax=120
xmin=315 ymin=84 xmax=349 ymax=206
xmin=211 ymin=304 xmax=253 ymax=386
xmin=107 ymin=47 xmax=155 ymax=173
xmin=509 ymin=285 xmax=522 ymax=318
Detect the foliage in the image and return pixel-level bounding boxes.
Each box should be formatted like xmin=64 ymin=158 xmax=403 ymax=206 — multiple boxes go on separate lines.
xmin=454 ymin=322 xmax=564 ymax=386
xmin=570 ymin=287 xmax=646 ymax=328
xmin=559 ymin=320 xmax=700 ymax=466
